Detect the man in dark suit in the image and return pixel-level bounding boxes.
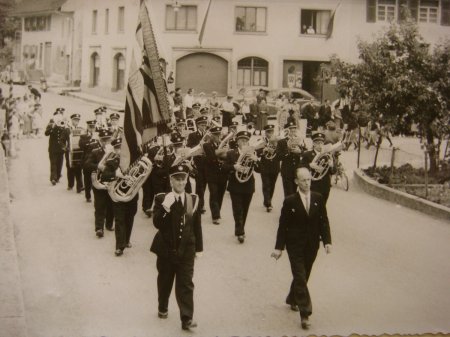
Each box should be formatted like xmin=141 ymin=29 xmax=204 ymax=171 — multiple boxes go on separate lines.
xmin=65 ymin=113 xmax=85 ymax=193
xmin=224 ymin=130 xmax=259 ymax=243
xmin=150 ymin=163 xmax=203 ymax=331
xmin=272 ymin=167 xmax=332 ymax=330
xmin=79 ymin=120 xmax=98 ymax=202
xmin=202 ymin=126 xmax=228 ymax=224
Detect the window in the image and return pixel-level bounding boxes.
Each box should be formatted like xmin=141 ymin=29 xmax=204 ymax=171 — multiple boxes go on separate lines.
xmin=92 ymin=10 xmax=97 ymax=34
xmin=166 ymin=5 xmax=197 ymax=31
xmin=24 ymin=16 xmax=51 ymax=32
xmin=114 ymin=53 xmax=126 ymax=90
xmin=398 ymin=0 xmax=419 ymax=22
xmin=300 ymin=9 xmax=331 ymax=35
xmin=235 ymin=6 xmax=266 ymax=32
xmin=419 ymin=0 xmax=438 ymax=22
xmin=442 ymin=0 xmax=450 ymax=25
xmin=237 ymin=57 xmax=268 ymax=87
xmin=118 ymin=6 xmax=125 ymax=33
xmin=105 ymin=9 xmax=109 ymax=34
xmin=367 ymin=0 xmax=396 ymax=22
xmin=91 ymin=52 xmax=100 ymax=87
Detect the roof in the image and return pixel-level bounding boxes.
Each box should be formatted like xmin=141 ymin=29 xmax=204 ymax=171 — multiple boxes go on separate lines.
xmin=10 ymin=0 xmax=68 ymax=16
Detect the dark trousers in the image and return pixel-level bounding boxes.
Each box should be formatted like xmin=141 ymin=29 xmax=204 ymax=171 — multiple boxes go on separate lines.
xmin=195 ymin=168 xmax=206 ymax=211
xmin=49 ymin=151 xmax=64 ymax=182
xmin=83 ymin=169 xmax=93 ymax=200
xmin=142 ymin=173 xmax=155 ymax=211
xmin=207 ymin=178 xmax=227 ymax=220
xmin=281 ymin=173 xmax=297 ymax=198
xmin=93 ymin=188 xmax=114 ymax=231
xmin=65 ymin=152 xmax=83 ymax=191
xmin=286 ymin=248 xmax=318 ymax=319
xmin=230 ymin=192 xmax=253 ymax=236
xmin=261 ymin=172 xmax=279 ymax=207
xmin=114 ymin=196 xmax=138 ymax=250
xmin=156 ymin=252 xmax=195 ymax=323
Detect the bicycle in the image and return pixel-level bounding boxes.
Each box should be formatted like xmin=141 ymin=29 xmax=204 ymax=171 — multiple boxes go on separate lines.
xmin=332 ymin=152 xmax=349 ymax=191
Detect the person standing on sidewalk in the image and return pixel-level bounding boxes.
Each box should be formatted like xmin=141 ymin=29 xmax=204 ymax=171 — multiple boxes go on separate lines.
xmin=150 ymin=163 xmax=203 ymax=331
xmin=272 ymin=167 xmax=331 ymax=330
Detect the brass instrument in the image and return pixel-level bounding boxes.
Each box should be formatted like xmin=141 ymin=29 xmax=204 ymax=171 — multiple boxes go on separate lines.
xmin=111 ymin=126 xmax=123 ymax=140
xmin=69 ymin=127 xmax=84 ymax=168
xmin=262 ymin=137 xmax=278 ymax=160
xmin=108 ymin=154 xmax=153 ymax=202
xmin=91 ymin=147 xmax=115 ymax=190
xmin=218 ymin=130 xmax=236 ymax=150
xmin=172 ymin=143 xmax=205 ymax=167
xmin=186 ymin=118 xmax=197 ymax=132
xmin=310 ymin=141 xmax=343 ymax=181
xmin=287 ymin=131 xmax=305 ymax=152
xmin=235 ymin=139 xmax=266 ymax=183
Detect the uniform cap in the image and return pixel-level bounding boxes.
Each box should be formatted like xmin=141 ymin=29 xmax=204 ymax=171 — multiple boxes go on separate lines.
xmin=284 ymin=121 xmax=297 ymax=129
xmin=229 ymin=121 xmax=239 ymax=128
xmin=170 ymin=133 xmax=184 ymax=144
xmin=236 ymin=130 xmax=251 ymax=140
xmin=94 ymin=108 xmax=103 ymax=115
xmin=212 ymin=116 xmax=221 ymax=122
xmin=169 ymin=163 xmax=189 ymax=177
xmin=98 ymin=130 xmax=113 ymax=139
xmin=176 ymin=118 xmax=186 ymax=125
xmin=264 ymin=124 xmax=275 ymax=131
xmin=209 ymin=126 xmax=222 ymax=134
xmin=86 ymin=120 xmax=96 ymax=126
xmin=192 ymin=102 xmax=201 ymax=109
xmin=109 ymin=113 xmax=120 ymax=121
xmin=111 ymin=138 xmax=122 ymax=148
xmin=195 ymin=116 xmax=208 ymax=125
xmin=70 ymin=113 xmax=81 ymax=120
xmin=200 ymin=107 xmax=209 ymax=113
xmin=311 ymin=131 xmax=325 ymax=142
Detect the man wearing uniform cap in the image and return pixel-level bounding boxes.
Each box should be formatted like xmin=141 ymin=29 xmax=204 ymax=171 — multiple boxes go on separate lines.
xmin=65 ymin=113 xmax=85 ymax=193
xmin=85 ymin=129 xmax=115 ymax=237
xmin=192 ymin=102 xmax=201 ymax=118
xmin=94 ymin=107 xmax=108 ymax=131
xmin=150 ymin=163 xmax=203 ymax=331
xmin=79 ymin=120 xmax=98 ymax=202
xmin=45 ymin=110 xmax=69 ymax=185
xmin=109 ymin=112 xmax=122 ymax=140
xmin=299 ymin=131 xmax=335 ymax=205
xmin=202 ymin=126 xmax=228 ymax=224
xmin=277 ymin=122 xmax=304 ymax=197
xmin=257 ymin=124 xmax=281 ymax=212
xmin=186 ymin=116 xmax=209 ymax=214
xmin=224 ymin=130 xmax=259 ymax=243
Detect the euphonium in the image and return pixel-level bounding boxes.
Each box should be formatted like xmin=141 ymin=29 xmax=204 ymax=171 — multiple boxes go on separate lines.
xmin=287 ymin=132 xmax=305 ymax=152
xmin=108 ymin=154 xmax=153 ymax=202
xmin=310 ymin=141 xmax=343 ymax=181
xmin=263 ymin=138 xmax=278 ymax=160
xmin=235 ymin=139 xmax=266 ymax=183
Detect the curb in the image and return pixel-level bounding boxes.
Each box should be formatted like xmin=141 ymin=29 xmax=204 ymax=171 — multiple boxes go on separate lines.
xmin=0 ymin=151 xmax=28 ymax=337
xmin=354 ymin=168 xmax=450 ymax=222
xmin=63 ymin=91 xmax=123 ymax=112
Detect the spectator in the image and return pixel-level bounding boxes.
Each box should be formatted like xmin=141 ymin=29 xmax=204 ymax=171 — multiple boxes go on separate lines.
xmin=306 ymin=26 xmax=315 ymax=34
xmin=28 ymin=85 xmax=41 ymax=102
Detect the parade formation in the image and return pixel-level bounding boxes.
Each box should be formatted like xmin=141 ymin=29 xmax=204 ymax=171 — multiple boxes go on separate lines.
xmin=37 ymin=90 xmax=351 ymax=331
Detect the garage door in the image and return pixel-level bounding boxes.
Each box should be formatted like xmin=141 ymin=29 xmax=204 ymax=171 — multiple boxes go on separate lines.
xmin=176 ymin=52 xmax=228 ymax=96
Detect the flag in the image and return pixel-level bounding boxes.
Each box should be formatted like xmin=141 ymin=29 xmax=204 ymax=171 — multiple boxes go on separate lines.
xmin=198 ymin=0 xmax=212 ymax=46
xmin=120 ymin=0 xmax=171 ymax=170
xmin=326 ymin=2 xmax=341 ymax=40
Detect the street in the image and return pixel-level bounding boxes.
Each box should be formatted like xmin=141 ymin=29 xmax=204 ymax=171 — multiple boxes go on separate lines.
xmin=5 ymin=88 xmax=450 ymax=336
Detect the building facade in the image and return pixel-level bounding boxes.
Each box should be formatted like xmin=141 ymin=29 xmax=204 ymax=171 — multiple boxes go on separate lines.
xmin=12 ymin=0 xmax=450 ymax=101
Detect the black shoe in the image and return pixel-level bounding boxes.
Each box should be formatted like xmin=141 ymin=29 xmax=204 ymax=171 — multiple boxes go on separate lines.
xmin=237 ymin=235 xmax=245 ymax=243
xmin=144 ymin=209 xmax=152 ymax=217
xmin=290 ymin=304 xmax=299 ymax=312
xmin=126 ymin=242 xmax=132 ymax=248
xmin=105 ymin=226 xmax=114 ymax=231
xmin=77 ymin=187 xmax=84 ymax=193
xmin=86 ymin=198 xmax=92 ymax=203
xmin=96 ymin=229 xmax=104 ymax=238
xmin=51 ymin=180 xmax=56 ymax=186
xmin=266 ymin=206 xmax=273 ymax=212
xmin=200 ymin=208 xmax=206 ymax=214
xmin=158 ymin=311 xmax=168 ymax=319
xmin=181 ymin=320 xmax=197 ymax=330
xmin=301 ymin=317 xmax=311 ymax=329
xmin=67 ymin=187 xmax=73 ymax=191
xmin=212 ymin=219 xmax=220 ymax=225
xmin=114 ymin=249 xmax=123 ymax=256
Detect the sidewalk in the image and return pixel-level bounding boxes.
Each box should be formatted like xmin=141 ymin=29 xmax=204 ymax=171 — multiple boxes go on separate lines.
xmin=49 ymin=86 xmax=124 ymax=112
xmin=0 ymin=152 xmax=28 ymax=337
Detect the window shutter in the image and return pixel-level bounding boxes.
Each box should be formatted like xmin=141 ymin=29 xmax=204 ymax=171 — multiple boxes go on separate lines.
xmin=442 ymin=0 xmax=450 ymax=26
xmin=367 ymin=0 xmax=377 ymax=22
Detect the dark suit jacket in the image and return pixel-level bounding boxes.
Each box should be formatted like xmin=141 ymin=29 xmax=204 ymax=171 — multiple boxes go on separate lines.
xmin=275 ymin=192 xmax=331 ymax=253
xmin=277 ymin=138 xmax=301 ymax=178
xmin=45 ymin=122 xmax=68 ymax=153
xmin=203 ymin=140 xmax=228 ymax=183
xmin=150 ymin=193 xmax=203 ymax=259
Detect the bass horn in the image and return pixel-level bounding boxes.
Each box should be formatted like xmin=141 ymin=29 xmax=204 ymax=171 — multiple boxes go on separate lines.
xmin=310 ymin=141 xmax=343 ymax=181
xmin=235 ymin=139 xmax=265 ymax=183
xmin=108 ymin=155 xmax=153 ymax=203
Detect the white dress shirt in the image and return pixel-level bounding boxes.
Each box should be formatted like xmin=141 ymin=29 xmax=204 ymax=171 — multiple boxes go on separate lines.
xmin=298 ymin=189 xmax=311 ymax=214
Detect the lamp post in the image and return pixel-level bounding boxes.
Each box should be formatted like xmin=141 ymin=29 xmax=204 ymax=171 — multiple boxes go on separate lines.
xmin=172 ymin=0 xmax=181 ymax=12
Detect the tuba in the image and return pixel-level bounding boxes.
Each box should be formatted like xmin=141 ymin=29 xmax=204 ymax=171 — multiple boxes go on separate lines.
xmin=310 ymin=141 xmax=343 ymax=181
xmin=108 ymin=155 xmax=153 ymax=202
xmin=235 ymin=139 xmax=266 ymax=183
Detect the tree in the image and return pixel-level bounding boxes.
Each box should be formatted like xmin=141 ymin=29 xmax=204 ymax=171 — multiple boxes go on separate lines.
xmin=0 ymin=0 xmax=19 ymax=68
xmin=329 ymin=10 xmax=450 ymax=173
